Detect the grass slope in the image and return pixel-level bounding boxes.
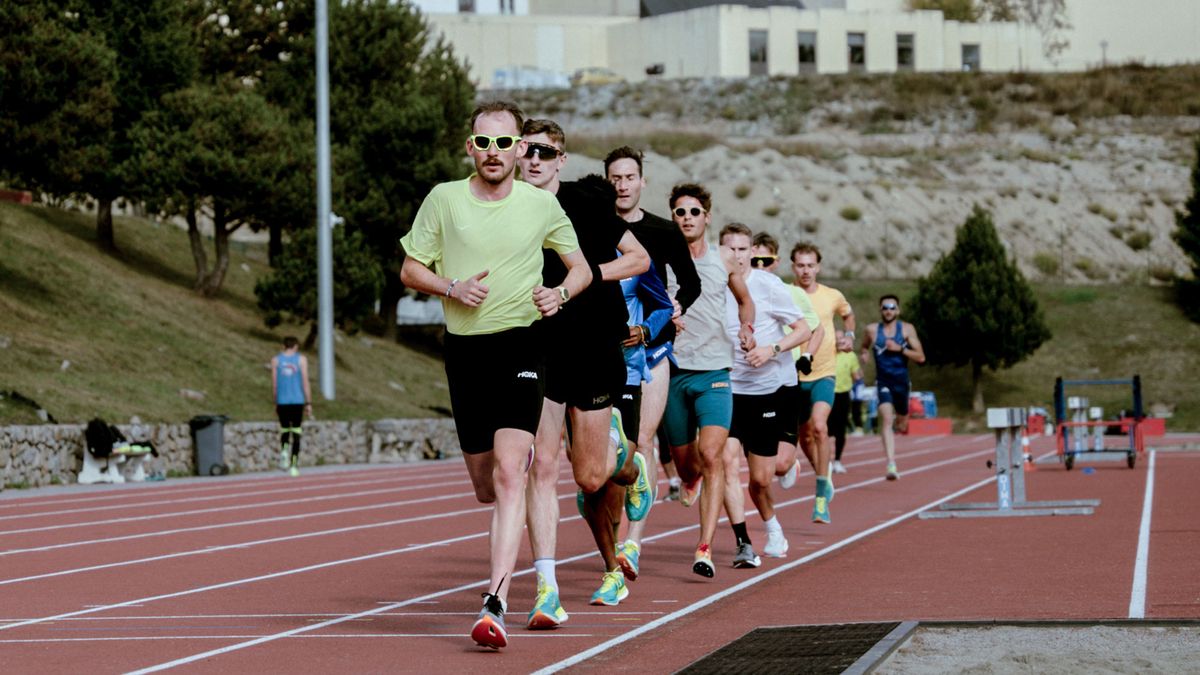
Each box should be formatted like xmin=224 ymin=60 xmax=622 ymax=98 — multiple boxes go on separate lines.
xmin=0 ymin=202 xmax=450 ymax=425
xmin=1 ymin=203 xmax=1195 ymax=431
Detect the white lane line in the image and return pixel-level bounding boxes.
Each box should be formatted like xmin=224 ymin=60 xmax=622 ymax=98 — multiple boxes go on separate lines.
xmin=1128 ymin=449 xmax=1156 ymax=619
xmin=532 ymin=475 xmax=996 ymax=675
xmin=0 ymin=480 xmax=470 ymax=537
xmin=118 ymin=447 xmax=993 ymax=673
xmin=0 ymin=633 xmax=599 ymax=644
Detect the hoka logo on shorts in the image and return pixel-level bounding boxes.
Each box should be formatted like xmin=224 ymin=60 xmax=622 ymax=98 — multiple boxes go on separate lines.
xmin=762 ymin=411 xmax=776 ymax=419
xmin=711 ymin=381 xmax=729 ymax=389
xmin=592 ymin=395 xmax=610 ymax=405
xmin=621 ymin=393 xmax=635 ymax=401
xmin=516 ymin=370 xmax=538 ymax=380
xmin=651 ymin=346 xmax=668 ymax=359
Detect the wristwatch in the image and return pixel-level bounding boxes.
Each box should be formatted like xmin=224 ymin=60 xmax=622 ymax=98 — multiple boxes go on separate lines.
xmin=556 ymin=286 xmax=570 ymax=304
xmin=771 ymin=343 xmax=781 ymax=355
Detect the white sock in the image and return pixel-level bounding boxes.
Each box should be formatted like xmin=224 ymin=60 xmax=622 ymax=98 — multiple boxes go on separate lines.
xmin=534 ymin=558 xmax=557 ymax=591
xmin=669 ymin=476 xmax=681 ymax=487
xmin=764 ymin=515 xmax=782 ymax=533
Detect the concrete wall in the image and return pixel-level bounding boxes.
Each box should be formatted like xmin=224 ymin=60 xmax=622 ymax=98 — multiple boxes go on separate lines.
xmin=1 ymin=419 xmax=461 ymax=489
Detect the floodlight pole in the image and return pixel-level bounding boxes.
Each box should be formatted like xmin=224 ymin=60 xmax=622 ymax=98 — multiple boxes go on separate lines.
xmin=316 ymin=0 xmax=334 ymax=400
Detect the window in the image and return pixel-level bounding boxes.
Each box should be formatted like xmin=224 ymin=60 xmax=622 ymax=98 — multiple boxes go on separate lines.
xmin=458 ymin=0 xmax=475 ymax=13
xmin=797 ymin=31 xmax=817 ymax=73
xmin=749 ymin=30 xmax=768 ymax=76
xmin=962 ymin=43 xmax=981 ymax=72
xmin=897 ymin=33 xmax=914 ymax=71
xmin=499 ymin=0 xmax=514 ymax=13
xmin=848 ymin=32 xmax=866 ymax=72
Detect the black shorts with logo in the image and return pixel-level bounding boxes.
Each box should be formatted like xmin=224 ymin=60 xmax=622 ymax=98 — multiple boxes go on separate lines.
xmin=730 ymin=387 xmax=791 ymax=457
xmin=543 ymin=334 xmax=626 ymax=412
xmin=443 ymin=326 xmax=544 ymax=455
xmin=613 ymin=384 xmax=642 ymax=447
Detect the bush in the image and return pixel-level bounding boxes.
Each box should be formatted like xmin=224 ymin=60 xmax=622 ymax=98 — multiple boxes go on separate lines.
xmin=1033 ymin=252 xmax=1059 ymax=277
xmin=1126 ymin=230 xmax=1153 ymax=251
xmin=799 ymin=217 xmax=820 ymax=233
xmin=839 ymin=206 xmax=862 ymax=221
xmin=762 ymin=204 xmax=781 ymax=217
xmin=734 ymin=184 xmax=752 ymax=199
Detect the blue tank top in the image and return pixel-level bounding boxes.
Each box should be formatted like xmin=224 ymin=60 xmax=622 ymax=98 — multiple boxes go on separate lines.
xmin=275 ymin=352 xmax=306 ymax=405
xmin=873 ymin=320 xmax=909 ymax=383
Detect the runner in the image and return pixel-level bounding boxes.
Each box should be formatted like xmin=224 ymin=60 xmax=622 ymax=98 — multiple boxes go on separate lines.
xmin=605 ymin=146 xmax=702 ymax=579
xmin=787 ymin=242 xmax=855 ymax=525
xmin=271 ymin=336 xmax=312 ymax=478
xmin=399 ymin=101 xmax=592 ymax=650
xmin=830 ymin=329 xmax=864 ymax=474
xmin=860 ymin=294 xmax=926 ymax=480
xmin=719 ymin=223 xmax=813 ymax=566
xmin=662 ymin=182 xmax=755 ymax=578
xmin=517 ymin=119 xmax=653 ymax=626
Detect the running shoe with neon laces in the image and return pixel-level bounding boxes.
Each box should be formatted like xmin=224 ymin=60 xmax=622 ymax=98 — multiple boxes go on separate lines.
xmin=832 ymin=460 xmax=848 ymax=474
xmin=616 ymin=540 xmax=641 ymax=581
xmin=279 ymin=444 xmax=290 ymax=471
xmin=822 ymin=474 xmax=835 ymax=503
xmin=692 ymin=544 xmax=715 ymax=578
xmin=471 ymin=593 xmax=508 ymax=649
xmin=764 ymin=528 xmax=789 ymax=558
xmin=886 ymin=462 xmax=900 ymax=481
xmin=589 ymin=570 xmax=629 ymax=606
xmin=610 ymin=408 xmax=630 ymax=478
xmin=680 ymin=476 xmax=703 ymax=507
xmin=288 ymin=455 xmax=299 ymax=478
xmin=625 ymin=452 xmax=653 ymax=521
xmin=812 ymin=495 xmax=830 ymax=524
xmin=526 ymin=578 xmax=568 ymax=629
xmin=732 ymin=541 xmax=761 ymax=569
xmin=779 ymin=459 xmax=800 ymax=489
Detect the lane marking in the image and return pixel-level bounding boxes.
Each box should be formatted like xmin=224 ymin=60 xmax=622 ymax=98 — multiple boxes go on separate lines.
xmin=118 ymin=447 xmax=993 ymax=673
xmin=532 ymin=475 xmax=996 ymax=674
xmin=0 ymin=633 xmax=599 ymax=644
xmin=1128 ymin=449 xmax=1156 ymax=619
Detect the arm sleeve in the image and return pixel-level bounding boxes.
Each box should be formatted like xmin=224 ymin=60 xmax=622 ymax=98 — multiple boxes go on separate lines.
xmin=636 ymin=262 xmax=674 ymax=341
xmin=667 ymin=227 xmax=701 ymax=313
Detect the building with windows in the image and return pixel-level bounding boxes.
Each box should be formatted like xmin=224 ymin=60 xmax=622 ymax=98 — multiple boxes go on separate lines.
xmin=410 ymin=0 xmax=1200 ymax=88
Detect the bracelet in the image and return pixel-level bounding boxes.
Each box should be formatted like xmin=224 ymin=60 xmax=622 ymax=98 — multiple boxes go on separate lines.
xmin=639 ymin=324 xmax=650 ymax=346
xmin=445 ymin=278 xmax=459 ymax=298
xmin=742 ymin=322 xmax=754 ymax=333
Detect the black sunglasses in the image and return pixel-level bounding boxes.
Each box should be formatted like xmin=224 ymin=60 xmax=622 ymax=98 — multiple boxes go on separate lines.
xmin=523 ymin=143 xmax=561 ymax=160
xmin=673 ymin=206 xmax=706 ymax=218
xmin=751 ymin=255 xmax=777 ymax=268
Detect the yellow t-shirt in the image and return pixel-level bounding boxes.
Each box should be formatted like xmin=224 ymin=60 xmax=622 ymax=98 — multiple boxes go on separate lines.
xmin=835 ymin=351 xmax=861 ymax=393
xmin=783 ymin=284 xmax=820 ymax=357
xmin=400 ymin=178 xmax=578 ymax=336
xmin=797 ymin=283 xmax=852 ymax=382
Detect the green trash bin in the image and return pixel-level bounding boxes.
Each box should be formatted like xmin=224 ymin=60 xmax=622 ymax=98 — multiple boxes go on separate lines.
xmin=189 ymin=415 xmax=230 ymax=476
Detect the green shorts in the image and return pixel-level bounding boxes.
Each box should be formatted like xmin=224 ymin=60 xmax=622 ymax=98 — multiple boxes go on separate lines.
xmin=664 ymin=369 xmax=732 ymax=447
xmin=797 ymin=376 xmax=835 ymax=425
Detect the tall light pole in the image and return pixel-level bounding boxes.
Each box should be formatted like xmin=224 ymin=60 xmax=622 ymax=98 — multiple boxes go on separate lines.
xmin=316 ymin=0 xmax=334 ymax=400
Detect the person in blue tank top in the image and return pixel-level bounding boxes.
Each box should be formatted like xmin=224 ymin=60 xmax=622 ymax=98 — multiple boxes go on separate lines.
xmin=859 ymin=295 xmax=925 ymax=481
xmin=271 ymin=336 xmax=312 ymax=477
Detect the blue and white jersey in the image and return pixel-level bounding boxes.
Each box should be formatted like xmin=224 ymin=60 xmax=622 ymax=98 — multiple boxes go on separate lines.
xmin=275 ymin=352 xmax=306 ymax=405
xmin=621 ymin=259 xmax=673 ymax=386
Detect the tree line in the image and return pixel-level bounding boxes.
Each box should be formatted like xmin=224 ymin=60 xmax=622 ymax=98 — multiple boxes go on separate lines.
xmin=1 ymin=0 xmax=473 ymax=338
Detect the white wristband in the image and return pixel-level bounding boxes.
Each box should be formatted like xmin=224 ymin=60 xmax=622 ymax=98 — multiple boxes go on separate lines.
xmin=445 ymin=278 xmax=459 ymax=297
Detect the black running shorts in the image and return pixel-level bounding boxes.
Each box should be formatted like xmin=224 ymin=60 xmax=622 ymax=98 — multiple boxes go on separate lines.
xmin=730 ymin=387 xmax=790 ymax=457
xmin=443 ymin=326 xmax=544 ymax=455
xmin=777 ymin=384 xmax=800 ymax=445
xmin=276 ymin=404 xmax=304 ymax=429
xmin=543 ymin=337 xmax=626 ymax=411
xmin=613 ymin=384 xmax=642 ymax=447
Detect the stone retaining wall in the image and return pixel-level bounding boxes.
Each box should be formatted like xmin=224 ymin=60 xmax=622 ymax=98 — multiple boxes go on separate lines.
xmin=0 ymin=419 xmax=461 ymax=488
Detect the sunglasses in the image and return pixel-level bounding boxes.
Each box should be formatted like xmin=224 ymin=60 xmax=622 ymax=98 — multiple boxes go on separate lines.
xmin=750 ymin=255 xmax=777 ymax=268
xmin=522 ymin=142 xmax=561 ymax=160
xmin=881 ymin=304 xmax=898 ymax=310
xmin=469 ymin=134 xmax=522 ymax=152
xmin=673 ymin=206 xmax=706 ymax=218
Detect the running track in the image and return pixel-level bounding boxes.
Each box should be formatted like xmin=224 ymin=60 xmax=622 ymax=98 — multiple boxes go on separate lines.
xmin=2 ymin=433 xmax=1198 ymax=673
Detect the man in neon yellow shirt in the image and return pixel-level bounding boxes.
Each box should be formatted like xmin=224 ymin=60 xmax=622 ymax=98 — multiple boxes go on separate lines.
xmin=831 ymin=329 xmax=863 ymax=474
xmin=400 ymin=101 xmax=592 ymax=650
xmin=788 ymin=242 xmax=855 ymax=525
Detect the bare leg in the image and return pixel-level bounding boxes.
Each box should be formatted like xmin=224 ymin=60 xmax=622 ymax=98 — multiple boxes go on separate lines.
xmin=694 ymin=425 xmax=728 ymax=551
xmin=568 ymin=407 xmax=627 ymax=574
xmin=463 ymin=428 xmax=533 ymax=605
xmin=879 ymin=402 xmax=897 ymax=465
xmin=526 ymin=399 xmax=565 ymax=572
xmin=721 ymin=437 xmax=746 ymax=526
xmin=808 ymin=402 xmax=832 ymax=479
xmin=746 ymin=453 xmax=776 ymax=521
xmin=627 ymin=360 xmax=669 ymax=548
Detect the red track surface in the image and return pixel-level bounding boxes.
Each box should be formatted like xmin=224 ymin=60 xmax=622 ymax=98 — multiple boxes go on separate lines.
xmin=2 ymin=434 xmax=1197 ymax=674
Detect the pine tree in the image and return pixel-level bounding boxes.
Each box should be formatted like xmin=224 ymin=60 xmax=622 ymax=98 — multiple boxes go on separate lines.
xmin=909 ymin=205 xmax=1052 ymax=412
xmin=1173 ymin=137 xmax=1200 ymax=322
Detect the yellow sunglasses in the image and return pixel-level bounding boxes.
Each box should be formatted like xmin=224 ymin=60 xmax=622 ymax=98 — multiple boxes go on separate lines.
xmin=469 ymin=134 xmax=522 ymax=152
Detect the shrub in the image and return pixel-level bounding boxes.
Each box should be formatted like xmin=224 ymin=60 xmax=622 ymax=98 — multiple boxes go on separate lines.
xmin=1126 ymin=230 xmax=1153 ymax=250
xmin=799 ymin=217 xmax=820 ymax=233
xmin=1033 ymin=252 xmax=1059 ymax=277
xmin=762 ymin=204 xmax=781 ymax=217
xmin=1148 ymin=264 xmax=1176 ymax=283
xmin=734 ymin=184 xmax=752 ymax=199
xmin=839 ymin=206 xmax=862 ymax=221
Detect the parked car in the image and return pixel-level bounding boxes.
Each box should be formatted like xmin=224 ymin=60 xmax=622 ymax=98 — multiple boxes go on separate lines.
xmin=570 ymin=67 xmax=624 ymax=86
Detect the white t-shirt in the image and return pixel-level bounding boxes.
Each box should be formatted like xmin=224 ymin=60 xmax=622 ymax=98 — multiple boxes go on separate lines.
xmin=725 ymin=269 xmax=802 ymax=395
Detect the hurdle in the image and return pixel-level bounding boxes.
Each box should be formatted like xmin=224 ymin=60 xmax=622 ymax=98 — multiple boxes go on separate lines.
xmin=1054 ymin=376 xmax=1145 ymax=470
xmin=921 ymin=407 xmax=1098 ymax=519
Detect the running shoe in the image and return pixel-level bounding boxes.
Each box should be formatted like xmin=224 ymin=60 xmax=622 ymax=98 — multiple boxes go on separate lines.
xmin=288 ymin=455 xmax=299 ymax=478
xmin=610 ymin=408 xmax=630 ymax=478
xmin=665 ymin=482 xmax=681 ymax=502
xmin=820 ymin=474 xmax=835 ymax=503
xmin=692 ymin=544 xmax=715 ymax=578
xmin=886 ymin=462 xmax=900 ymax=481
xmin=471 ymin=593 xmax=508 ymax=649
xmin=680 ymin=476 xmax=703 ymax=507
xmin=763 ymin=528 xmax=789 ymax=558
xmin=616 ymin=540 xmax=641 ymax=581
xmin=625 ymin=452 xmax=653 ymax=522
xmin=732 ymin=541 xmax=761 ymax=569
xmin=527 ymin=578 xmax=568 ymax=629
xmin=279 ymin=444 xmax=290 ymax=471
xmin=832 ymin=460 xmax=848 ymax=474
xmin=589 ymin=570 xmax=629 ymax=606
xmin=812 ymin=495 xmax=830 ymax=524
xmin=779 ymin=459 xmax=800 ymax=489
